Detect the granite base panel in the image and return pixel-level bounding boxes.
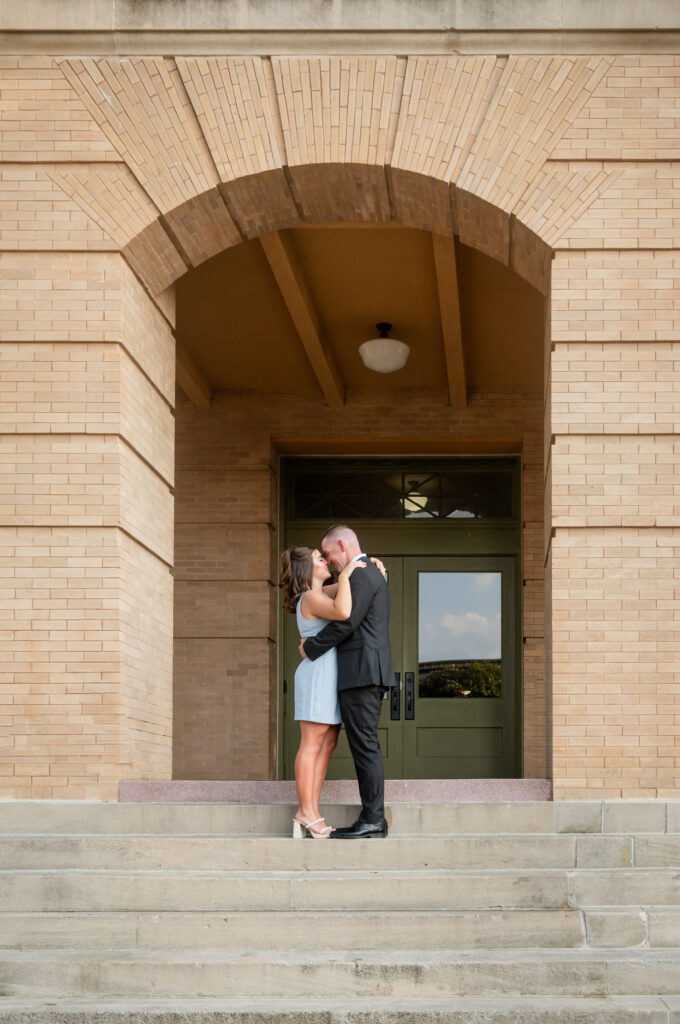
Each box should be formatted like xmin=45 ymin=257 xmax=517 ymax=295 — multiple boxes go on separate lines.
xmin=118 ymin=779 xmax=553 ymax=803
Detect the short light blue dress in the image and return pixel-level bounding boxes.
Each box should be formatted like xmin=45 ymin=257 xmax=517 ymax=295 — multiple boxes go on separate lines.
xmin=295 ymin=595 xmax=342 ymax=725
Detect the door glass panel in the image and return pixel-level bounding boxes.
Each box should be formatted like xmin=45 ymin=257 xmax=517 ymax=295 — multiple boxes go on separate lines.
xmin=418 ymin=572 xmax=502 ymax=699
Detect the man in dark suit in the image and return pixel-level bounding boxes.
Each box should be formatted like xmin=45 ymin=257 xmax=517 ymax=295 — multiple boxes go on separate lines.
xmin=300 ymin=524 xmax=393 ymax=838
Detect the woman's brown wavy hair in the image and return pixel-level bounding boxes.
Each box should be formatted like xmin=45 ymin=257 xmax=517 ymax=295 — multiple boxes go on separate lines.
xmin=279 ymin=546 xmax=314 ymax=614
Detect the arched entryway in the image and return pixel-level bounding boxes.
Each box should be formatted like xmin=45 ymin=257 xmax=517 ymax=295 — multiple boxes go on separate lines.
xmin=168 ymin=213 xmax=548 ymax=784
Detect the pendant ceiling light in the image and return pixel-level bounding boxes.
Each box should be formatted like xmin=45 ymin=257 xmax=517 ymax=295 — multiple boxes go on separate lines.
xmin=402 ymin=480 xmax=428 ymax=515
xmin=358 ymin=322 xmax=410 ymax=374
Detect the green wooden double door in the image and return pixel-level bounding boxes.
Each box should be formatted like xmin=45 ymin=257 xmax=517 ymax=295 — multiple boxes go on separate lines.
xmin=281 ymin=540 xmax=521 ymax=780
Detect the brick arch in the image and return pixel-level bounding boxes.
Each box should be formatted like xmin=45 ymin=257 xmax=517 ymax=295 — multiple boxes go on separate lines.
xmin=123 ymin=165 xmax=552 ymax=299
xmin=56 ymin=55 xmax=621 ymax=300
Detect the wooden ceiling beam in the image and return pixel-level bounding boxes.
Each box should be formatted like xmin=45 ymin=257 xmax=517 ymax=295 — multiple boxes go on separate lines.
xmin=176 ymin=340 xmax=212 ymax=408
xmin=431 ymin=232 xmax=467 ymax=407
xmin=260 ymin=230 xmax=345 ymax=408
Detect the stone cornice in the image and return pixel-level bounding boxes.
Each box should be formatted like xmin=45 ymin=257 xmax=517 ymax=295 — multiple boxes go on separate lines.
xmin=3 ymin=29 xmax=680 ymax=57
xmin=2 ymin=0 xmax=680 ymax=55
xmin=3 ymin=0 xmax=680 ymax=33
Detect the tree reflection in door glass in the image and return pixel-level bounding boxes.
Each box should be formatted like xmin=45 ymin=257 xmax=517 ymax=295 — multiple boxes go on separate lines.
xmin=418 ymin=572 xmax=502 ymax=699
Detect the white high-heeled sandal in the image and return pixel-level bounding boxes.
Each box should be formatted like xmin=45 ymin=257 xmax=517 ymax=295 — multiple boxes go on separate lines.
xmin=292 ymin=817 xmax=332 ymax=839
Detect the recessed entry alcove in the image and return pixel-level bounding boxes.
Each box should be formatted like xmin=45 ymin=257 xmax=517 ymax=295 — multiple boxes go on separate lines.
xmin=171 ymin=223 xmax=547 ymax=784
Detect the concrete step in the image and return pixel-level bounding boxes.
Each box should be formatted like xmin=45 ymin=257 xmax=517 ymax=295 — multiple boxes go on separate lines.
xmin=3 ymin=907 xmax=680 ymax=952
xmin=0 ymin=995 xmax=676 ymax=1024
xmin=1 ymin=867 xmax=679 ymax=914
xmin=0 ymin=908 xmax=587 ymax=950
xmin=1 ymin=800 xmax=678 ymax=836
xmin=2 ymin=949 xmax=680 ymax=1000
xmin=0 ymin=867 xmax=573 ymax=912
xmin=2 ymin=832 xmax=660 ymax=871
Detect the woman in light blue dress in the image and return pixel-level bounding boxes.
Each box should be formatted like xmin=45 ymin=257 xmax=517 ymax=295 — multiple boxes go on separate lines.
xmin=280 ymin=546 xmax=365 ymax=838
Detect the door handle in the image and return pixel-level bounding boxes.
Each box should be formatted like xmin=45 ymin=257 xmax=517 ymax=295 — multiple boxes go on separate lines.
xmin=405 ymin=672 xmax=415 ymax=720
xmin=390 ymin=672 xmax=401 ymax=720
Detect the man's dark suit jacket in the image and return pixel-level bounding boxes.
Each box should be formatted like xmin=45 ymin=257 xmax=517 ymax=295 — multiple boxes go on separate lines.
xmin=302 ymin=559 xmax=395 ymax=692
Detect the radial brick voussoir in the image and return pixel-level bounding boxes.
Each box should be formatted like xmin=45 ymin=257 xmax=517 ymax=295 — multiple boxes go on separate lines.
xmin=457 ymin=56 xmax=613 ymax=212
xmin=515 ymin=163 xmax=624 ymax=249
xmin=45 ymin=164 xmax=188 ymax=294
xmin=176 ymin=57 xmax=286 ymax=179
xmin=271 ymin=56 xmax=405 ymax=168
xmin=390 ymin=55 xmax=504 ymax=183
xmin=58 ymin=57 xmax=219 ymax=213
xmin=560 ymin=163 xmax=680 ymax=250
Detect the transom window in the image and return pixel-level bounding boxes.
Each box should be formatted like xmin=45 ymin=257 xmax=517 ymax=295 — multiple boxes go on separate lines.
xmin=285 ymin=460 xmax=516 ymax=521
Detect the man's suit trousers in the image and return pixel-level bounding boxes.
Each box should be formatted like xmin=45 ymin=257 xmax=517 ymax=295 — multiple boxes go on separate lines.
xmin=339 ymin=685 xmax=385 ymax=824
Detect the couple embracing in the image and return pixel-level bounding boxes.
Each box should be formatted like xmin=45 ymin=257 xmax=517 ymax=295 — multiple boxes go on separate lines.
xmin=280 ymin=525 xmax=393 ymax=839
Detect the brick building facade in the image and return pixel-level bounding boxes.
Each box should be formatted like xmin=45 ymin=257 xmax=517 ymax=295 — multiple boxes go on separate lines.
xmin=1 ymin=1 xmax=679 ymax=800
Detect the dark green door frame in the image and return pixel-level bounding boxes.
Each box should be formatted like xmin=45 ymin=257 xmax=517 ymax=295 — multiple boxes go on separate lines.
xmin=278 ymin=457 xmax=522 ymax=780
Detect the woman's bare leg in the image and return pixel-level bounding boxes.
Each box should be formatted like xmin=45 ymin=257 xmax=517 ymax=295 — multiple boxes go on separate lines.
xmin=312 ymin=723 xmax=340 ymax=818
xmin=294 ymin=721 xmax=331 ymax=834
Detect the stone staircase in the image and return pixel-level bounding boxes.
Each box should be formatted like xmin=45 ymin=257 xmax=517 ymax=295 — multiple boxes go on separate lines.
xmin=0 ymin=799 xmax=679 ymax=1022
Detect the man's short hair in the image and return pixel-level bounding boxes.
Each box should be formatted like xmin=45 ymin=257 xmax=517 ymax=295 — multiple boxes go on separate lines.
xmin=321 ymin=524 xmax=359 ymax=547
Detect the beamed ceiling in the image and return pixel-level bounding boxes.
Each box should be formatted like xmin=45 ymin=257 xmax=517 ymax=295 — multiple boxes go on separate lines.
xmin=176 ymin=225 xmax=545 ymax=406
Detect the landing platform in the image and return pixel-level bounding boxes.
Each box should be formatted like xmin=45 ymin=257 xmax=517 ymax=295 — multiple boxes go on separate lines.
xmin=118 ymin=779 xmax=552 ymax=803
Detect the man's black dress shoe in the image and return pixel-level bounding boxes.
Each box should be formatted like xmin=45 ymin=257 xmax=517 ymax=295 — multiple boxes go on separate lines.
xmin=330 ymin=818 xmax=388 ymax=839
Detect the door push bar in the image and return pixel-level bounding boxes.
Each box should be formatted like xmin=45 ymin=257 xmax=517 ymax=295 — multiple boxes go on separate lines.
xmin=388 ymin=672 xmax=414 ymax=720
xmin=405 ymin=672 xmax=415 ymax=720
xmin=390 ymin=672 xmax=401 ymax=720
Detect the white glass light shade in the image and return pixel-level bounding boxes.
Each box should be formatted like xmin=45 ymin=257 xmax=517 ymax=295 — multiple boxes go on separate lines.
xmin=402 ymin=490 xmax=427 ymax=514
xmin=358 ymin=337 xmax=410 ymax=374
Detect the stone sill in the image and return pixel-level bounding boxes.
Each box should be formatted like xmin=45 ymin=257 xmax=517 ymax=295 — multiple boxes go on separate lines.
xmin=119 ymin=779 xmax=552 ymax=803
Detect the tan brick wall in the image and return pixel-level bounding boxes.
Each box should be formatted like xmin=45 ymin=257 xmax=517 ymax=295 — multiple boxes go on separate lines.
xmin=551 ymin=56 xmax=680 ymax=162
xmin=173 ymin=388 xmax=546 ymax=781
xmin=550 ymin=528 xmax=680 ymax=799
xmin=0 ymin=526 xmax=171 ymax=799
xmin=1 ymin=43 xmax=678 ymax=796
xmin=548 ymin=250 xmax=680 ymax=797
xmin=0 ymin=253 xmax=175 ymax=799
xmin=0 ymin=58 xmax=119 ymax=163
